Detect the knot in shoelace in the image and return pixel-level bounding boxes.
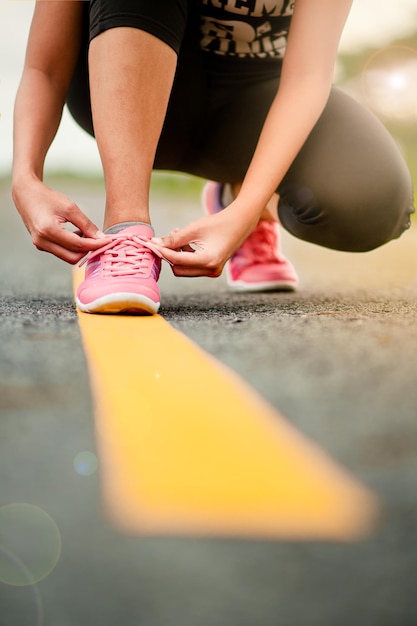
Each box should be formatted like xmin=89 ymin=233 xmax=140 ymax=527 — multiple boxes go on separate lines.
xmin=234 ymin=221 xmax=279 ymax=266
xmin=80 ymin=233 xmax=170 ymax=278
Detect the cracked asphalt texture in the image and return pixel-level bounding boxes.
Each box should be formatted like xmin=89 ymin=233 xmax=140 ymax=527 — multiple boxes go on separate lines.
xmin=1 ymin=176 xmax=417 ymax=626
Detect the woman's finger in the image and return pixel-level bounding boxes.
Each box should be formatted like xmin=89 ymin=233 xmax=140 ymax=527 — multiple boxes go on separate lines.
xmin=65 ymin=205 xmax=106 ymax=239
xmin=55 ymin=228 xmax=111 ymax=252
xmin=154 ymin=246 xmax=205 ymax=267
xmin=34 ymin=226 xmax=110 ymax=254
xmin=34 ymin=239 xmax=87 ymax=264
xmin=171 ymin=265 xmax=222 ymax=278
xmin=152 ymin=224 xmax=201 ymax=251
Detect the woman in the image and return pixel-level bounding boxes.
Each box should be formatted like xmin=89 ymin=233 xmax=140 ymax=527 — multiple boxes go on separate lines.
xmin=12 ymin=0 xmax=414 ymax=314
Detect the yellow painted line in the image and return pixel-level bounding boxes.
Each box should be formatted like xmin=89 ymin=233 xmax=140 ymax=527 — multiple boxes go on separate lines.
xmin=74 ymin=268 xmax=378 ymax=539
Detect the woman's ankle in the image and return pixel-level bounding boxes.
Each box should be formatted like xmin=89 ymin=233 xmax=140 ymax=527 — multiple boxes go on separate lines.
xmin=103 ymin=209 xmax=151 ymax=231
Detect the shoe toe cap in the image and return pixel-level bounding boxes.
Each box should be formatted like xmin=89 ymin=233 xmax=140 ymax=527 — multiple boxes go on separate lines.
xmin=77 ymin=277 xmax=160 ymax=306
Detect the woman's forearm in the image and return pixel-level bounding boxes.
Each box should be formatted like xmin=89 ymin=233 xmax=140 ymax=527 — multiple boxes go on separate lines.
xmin=12 ymin=0 xmax=84 ymax=188
xmin=238 ymin=73 xmax=332 ymax=216
xmin=11 ymin=66 xmax=107 ymax=264
xmin=12 ymin=68 xmax=67 ymax=185
xmin=235 ymin=0 xmax=352 ymax=221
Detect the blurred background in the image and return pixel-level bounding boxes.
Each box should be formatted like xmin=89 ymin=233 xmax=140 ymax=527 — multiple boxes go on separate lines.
xmin=0 ymin=0 xmax=416 ymax=204
xmin=1 ymin=6 xmax=417 ymax=625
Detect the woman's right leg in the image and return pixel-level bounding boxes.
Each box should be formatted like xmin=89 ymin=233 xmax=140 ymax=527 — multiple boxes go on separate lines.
xmin=277 ymin=88 xmax=415 ymax=252
xmin=68 ymin=0 xmax=189 ymax=230
xmin=89 ymin=0 xmax=190 ymax=230
xmin=159 ymin=59 xmax=414 ymax=254
xmin=67 ymin=0 xmax=189 ymax=314
xmin=88 ymin=28 xmax=177 ymax=230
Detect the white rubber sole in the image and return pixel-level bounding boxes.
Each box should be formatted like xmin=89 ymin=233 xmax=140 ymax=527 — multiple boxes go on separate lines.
xmin=226 ymin=279 xmax=298 ymax=293
xmin=76 ymin=292 xmax=160 ymax=315
xmin=226 ymin=264 xmax=298 ymax=293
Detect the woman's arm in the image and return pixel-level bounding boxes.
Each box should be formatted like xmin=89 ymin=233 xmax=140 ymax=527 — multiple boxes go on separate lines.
xmin=13 ymin=0 xmax=84 ymax=181
xmin=238 ymin=0 xmax=353 ymax=212
xmin=153 ymin=0 xmax=353 ymax=277
xmin=12 ymin=1 xmax=107 ymax=264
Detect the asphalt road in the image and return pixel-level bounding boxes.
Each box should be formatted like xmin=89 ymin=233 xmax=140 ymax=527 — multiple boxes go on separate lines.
xmin=1 ymin=175 xmax=417 ymax=626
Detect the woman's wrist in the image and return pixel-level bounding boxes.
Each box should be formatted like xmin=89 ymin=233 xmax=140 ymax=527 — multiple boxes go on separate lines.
xmin=11 ymin=170 xmax=44 ymax=207
xmin=12 ymin=168 xmax=42 ymax=189
xmin=229 ymin=190 xmax=270 ymax=226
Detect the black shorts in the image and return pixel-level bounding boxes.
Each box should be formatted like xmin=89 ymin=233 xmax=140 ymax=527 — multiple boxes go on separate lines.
xmin=67 ymin=1 xmax=414 ymax=253
xmin=89 ymin=0 xmax=191 ymax=54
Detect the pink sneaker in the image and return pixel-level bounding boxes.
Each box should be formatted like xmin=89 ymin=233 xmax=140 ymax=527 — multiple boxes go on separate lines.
xmin=202 ymin=182 xmax=299 ymax=292
xmin=76 ymin=224 xmax=163 ymax=314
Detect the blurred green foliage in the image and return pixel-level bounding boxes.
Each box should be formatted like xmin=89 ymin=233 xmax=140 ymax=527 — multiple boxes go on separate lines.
xmin=338 ymin=29 xmax=417 ymax=208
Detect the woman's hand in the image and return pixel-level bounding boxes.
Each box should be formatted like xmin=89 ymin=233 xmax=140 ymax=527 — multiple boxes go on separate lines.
xmin=152 ymin=202 xmax=258 ymax=278
xmin=12 ymin=175 xmax=110 ymax=264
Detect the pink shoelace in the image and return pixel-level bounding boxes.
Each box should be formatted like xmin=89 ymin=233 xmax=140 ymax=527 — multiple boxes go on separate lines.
xmin=233 ymin=221 xmax=280 ymax=267
xmin=80 ymin=233 xmax=170 ymax=278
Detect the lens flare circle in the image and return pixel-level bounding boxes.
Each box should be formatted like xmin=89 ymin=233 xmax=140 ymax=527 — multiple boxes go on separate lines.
xmin=387 ymin=71 xmax=407 ymax=91
xmin=0 ymin=503 xmax=62 ymax=587
xmin=73 ymin=450 xmax=98 ymax=476
xmin=361 ymin=45 xmax=417 ymax=120
xmin=0 ymin=546 xmax=44 ymax=625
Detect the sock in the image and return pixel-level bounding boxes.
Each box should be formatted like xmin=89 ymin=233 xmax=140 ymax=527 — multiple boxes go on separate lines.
xmin=105 ymin=221 xmax=154 ymax=235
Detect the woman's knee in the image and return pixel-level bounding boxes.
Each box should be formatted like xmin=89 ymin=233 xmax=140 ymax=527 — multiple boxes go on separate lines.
xmin=278 ymin=88 xmax=415 ymax=252
xmin=278 ymin=168 xmax=414 ymax=252
xmin=67 ymin=0 xmax=191 ymax=138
